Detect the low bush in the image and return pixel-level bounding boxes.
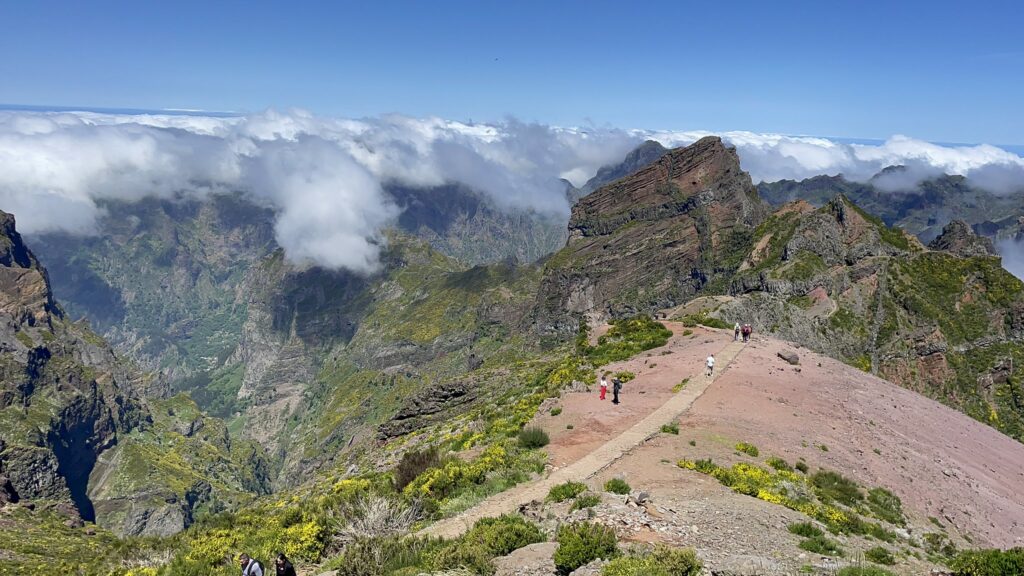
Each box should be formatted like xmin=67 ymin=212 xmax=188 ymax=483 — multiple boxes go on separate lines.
xmin=795 ymin=461 xmax=809 ymax=474
xmin=554 ymin=522 xmax=618 ymax=574
xmin=767 ymin=456 xmax=792 ymax=472
xmin=672 ymin=378 xmax=690 ymax=393
xmin=811 ymin=470 xmax=863 ymax=506
xmin=788 ymin=522 xmax=824 ymax=538
xmin=603 ymin=478 xmax=631 ymax=495
xmin=660 ymin=422 xmax=679 ymax=435
xmin=571 ymin=494 xmax=601 ymax=511
xmin=866 ymin=488 xmax=904 ymax=525
xmin=550 ymin=407 xmax=563 ymax=416
xmin=865 ymin=546 xmax=896 ymax=566
xmin=649 ymin=545 xmax=702 ymax=575
xmin=799 ymin=535 xmax=844 ymax=556
xmin=735 ymin=442 xmax=759 ymax=457
xmin=547 ymin=481 xmax=587 ymax=503
xmin=600 ymin=545 xmax=701 ymax=576
xmin=430 ymin=515 xmax=545 ymax=575
xmin=950 ymin=547 xmax=1024 ymax=575
xmin=394 ymin=447 xmax=442 ymax=491
xmin=518 ymin=427 xmax=550 ymax=449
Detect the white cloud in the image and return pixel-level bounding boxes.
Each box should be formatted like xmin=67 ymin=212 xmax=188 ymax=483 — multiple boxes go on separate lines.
xmin=0 ymin=108 xmax=1022 ymax=272
xmin=648 ymin=130 xmax=1024 ymax=192
xmin=997 ymin=238 xmax=1024 ymax=281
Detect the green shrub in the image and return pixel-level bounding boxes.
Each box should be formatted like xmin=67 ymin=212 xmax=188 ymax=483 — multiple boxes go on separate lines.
xmin=571 ymin=494 xmax=601 ymax=511
xmin=329 ymin=535 xmax=440 ymax=576
xmin=660 ymin=422 xmax=679 ymax=435
xmin=788 ymin=522 xmax=824 ymax=538
xmin=550 ymin=407 xmax=563 ymax=416
xmin=430 ymin=540 xmax=495 ymax=575
xmin=799 ymin=535 xmax=843 ymax=556
xmin=866 ymin=488 xmax=905 ymax=525
xmin=602 ymin=555 xmax=667 ymax=576
xmin=604 ymin=478 xmax=631 ymax=495
xmin=810 ymin=470 xmax=863 ymax=506
xmin=679 ymin=312 xmax=731 ymax=329
xmin=430 ymin=515 xmax=545 ymax=575
xmin=394 ymin=447 xmax=441 ymax=491
xmin=795 ymin=461 xmax=809 ymax=474
xmin=567 ymin=424 xmax=574 ymax=429
xmin=865 ymin=546 xmax=896 ymax=566
xmin=554 ymin=522 xmax=619 ymax=574
xmin=688 ymin=439 xmax=696 ymax=446
xmin=547 ymin=481 xmax=587 ymax=503
xmin=672 ymin=378 xmax=690 ymax=393
xmin=767 ymin=456 xmax=792 ymax=472
xmin=836 ymin=568 xmax=896 ymax=576
xmin=950 ymin=548 xmax=1024 ymax=575
xmin=582 ymin=316 xmax=673 ymax=367
xmin=735 ymin=442 xmax=759 ymax=457
xmin=615 ymin=371 xmax=636 ymax=383
xmin=464 ymin=515 xmax=545 ymax=557
xmin=518 ymin=427 xmax=550 ymax=449
xmin=649 ymin=545 xmax=702 ymax=575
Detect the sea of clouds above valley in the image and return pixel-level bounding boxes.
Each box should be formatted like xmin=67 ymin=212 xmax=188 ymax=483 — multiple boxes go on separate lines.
xmin=0 ymin=109 xmax=1022 ymax=273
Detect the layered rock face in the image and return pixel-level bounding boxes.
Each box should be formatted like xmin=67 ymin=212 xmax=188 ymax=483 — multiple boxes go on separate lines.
xmin=536 ymin=136 xmax=769 ymax=333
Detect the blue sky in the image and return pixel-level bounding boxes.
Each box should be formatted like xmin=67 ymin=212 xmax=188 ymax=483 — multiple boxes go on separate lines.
xmin=1 ymin=0 xmax=1021 ymax=143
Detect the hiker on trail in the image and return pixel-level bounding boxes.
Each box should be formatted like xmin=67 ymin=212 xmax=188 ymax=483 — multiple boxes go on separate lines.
xmin=742 ymin=324 xmax=752 ymax=343
xmin=706 ymin=354 xmax=715 ymax=377
xmin=599 ymin=373 xmax=608 ymax=401
xmin=275 ymin=553 xmax=297 ymax=576
xmin=612 ymin=376 xmax=622 ymax=405
xmin=239 ymin=553 xmax=264 ymax=576
xmin=733 ymin=322 xmax=740 ymax=341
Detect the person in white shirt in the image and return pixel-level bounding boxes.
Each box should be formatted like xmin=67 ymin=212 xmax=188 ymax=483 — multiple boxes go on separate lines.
xmin=706 ymin=354 xmax=715 ymax=377
xmin=240 ymin=553 xmax=264 ymax=576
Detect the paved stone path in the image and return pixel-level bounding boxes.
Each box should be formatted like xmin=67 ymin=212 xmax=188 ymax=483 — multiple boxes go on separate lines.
xmin=421 ymin=337 xmax=747 ymax=539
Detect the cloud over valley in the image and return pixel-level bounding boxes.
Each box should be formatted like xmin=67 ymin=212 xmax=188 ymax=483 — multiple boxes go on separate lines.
xmin=1 ymin=109 xmax=1022 ymax=272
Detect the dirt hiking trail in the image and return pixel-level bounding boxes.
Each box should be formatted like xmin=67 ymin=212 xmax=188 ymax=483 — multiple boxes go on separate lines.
xmin=422 ymin=324 xmax=743 ymax=539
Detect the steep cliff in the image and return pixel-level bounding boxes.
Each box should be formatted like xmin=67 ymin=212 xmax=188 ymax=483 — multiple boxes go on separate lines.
xmin=536 ymin=136 xmax=769 ymax=334
xmin=0 ymin=211 xmax=266 ymax=537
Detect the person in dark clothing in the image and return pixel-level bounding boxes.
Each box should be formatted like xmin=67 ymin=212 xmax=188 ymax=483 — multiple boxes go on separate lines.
xmin=275 ymin=553 xmax=297 ymax=576
xmin=612 ymin=377 xmax=622 ymax=405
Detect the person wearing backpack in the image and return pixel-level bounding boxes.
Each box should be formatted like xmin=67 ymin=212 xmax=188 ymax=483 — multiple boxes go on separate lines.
xmin=240 ymin=553 xmax=264 ymax=576
xmin=612 ymin=376 xmax=622 ymax=405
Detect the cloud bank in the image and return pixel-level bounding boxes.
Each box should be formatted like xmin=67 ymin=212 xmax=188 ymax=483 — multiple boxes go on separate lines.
xmin=998 ymin=238 xmax=1024 ymax=281
xmin=1 ymin=109 xmax=1022 ymax=272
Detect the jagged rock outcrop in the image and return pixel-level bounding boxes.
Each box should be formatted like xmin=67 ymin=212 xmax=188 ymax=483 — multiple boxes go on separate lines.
xmin=536 ymin=136 xmax=769 ymax=334
xmin=928 ymin=220 xmax=997 ymax=257
xmin=377 ymin=380 xmax=476 ymax=440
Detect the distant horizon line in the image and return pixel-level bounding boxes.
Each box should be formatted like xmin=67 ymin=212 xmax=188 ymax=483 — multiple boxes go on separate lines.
xmin=2 ymin=102 xmax=1021 ymax=155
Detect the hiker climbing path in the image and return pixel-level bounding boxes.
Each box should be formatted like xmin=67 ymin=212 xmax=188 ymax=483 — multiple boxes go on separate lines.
xmin=422 ymin=335 xmax=747 ymax=539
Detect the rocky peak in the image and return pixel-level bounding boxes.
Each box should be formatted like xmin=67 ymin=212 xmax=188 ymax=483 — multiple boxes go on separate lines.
xmin=928 ymin=219 xmax=997 ymax=258
xmin=536 ymin=137 xmax=768 ymax=333
xmin=569 ymin=136 xmax=767 ymax=239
